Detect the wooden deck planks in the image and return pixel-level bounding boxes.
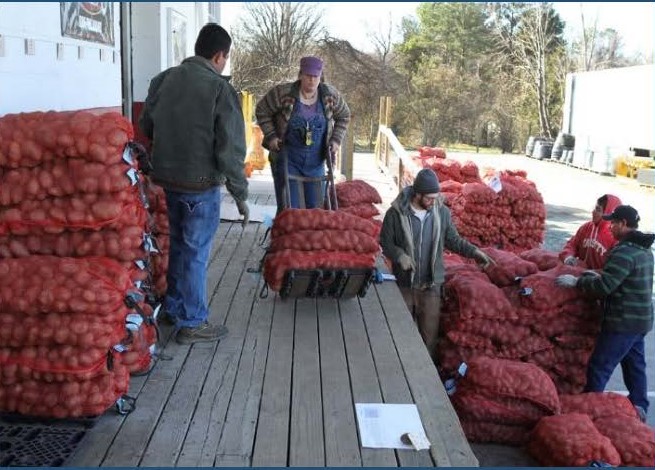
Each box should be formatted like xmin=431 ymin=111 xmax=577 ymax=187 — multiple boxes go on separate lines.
xmin=318 ymin=299 xmax=362 ymax=467
xmin=289 ymin=298 xmax=325 ymax=466
xmin=358 ymin=292 xmax=434 ymax=467
xmin=251 ymin=297 xmax=294 ymax=467
xmin=374 ymin=282 xmax=479 ymax=467
xmin=340 ymin=297 xmax=397 ymax=467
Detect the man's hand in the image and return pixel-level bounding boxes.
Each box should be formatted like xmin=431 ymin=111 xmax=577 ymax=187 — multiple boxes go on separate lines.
xmin=236 ymin=199 xmax=249 ymax=228
xmin=397 ymin=253 xmax=415 ymax=272
xmin=555 ymin=274 xmax=579 ymax=288
xmin=269 ymin=137 xmax=282 ymax=152
xmin=564 ymin=256 xmax=578 ymax=266
xmin=474 ymin=248 xmax=495 ymax=269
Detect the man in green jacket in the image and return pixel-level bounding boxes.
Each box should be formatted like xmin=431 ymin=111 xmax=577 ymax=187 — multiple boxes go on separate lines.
xmin=556 ymin=205 xmax=654 ymax=422
xmin=380 ymin=168 xmax=493 ymax=358
xmin=139 ymin=24 xmax=249 ymax=345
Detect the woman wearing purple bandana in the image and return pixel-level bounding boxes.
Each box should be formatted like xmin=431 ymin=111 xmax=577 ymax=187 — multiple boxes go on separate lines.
xmin=255 ymin=56 xmax=351 ymax=212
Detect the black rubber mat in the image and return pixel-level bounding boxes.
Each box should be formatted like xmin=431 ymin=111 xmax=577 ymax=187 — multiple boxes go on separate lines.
xmin=0 ymin=421 xmax=88 ymax=467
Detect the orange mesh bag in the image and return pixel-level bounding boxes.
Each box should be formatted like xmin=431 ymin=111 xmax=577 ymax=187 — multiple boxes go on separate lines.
xmin=443 ymin=273 xmax=517 ymax=321
xmin=594 ymin=414 xmax=655 ymax=466
xmin=335 ymin=180 xmax=382 ymax=206
xmin=519 ymin=265 xmax=589 ymax=310
xmin=560 ymin=392 xmax=640 ymax=420
xmin=528 ymin=413 xmax=621 ymax=466
xmin=270 ymin=229 xmax=379 ymax=254
xmin=0 ymin=225 xmax=147 ymax=261
xmin=460 ymin=419 xmax=531 ymax=446
xmin=452 ymin=388 xmax=550 ymax=426
xmin=0 ymin=256 xmax=132 ymax=316
xmin=458 ymin=356 xmax=560 ymax=414
xmin=337 ymin=203 xmax=380 ymax=220
xmin=0 ymin=356 xmax=130 ymax=418
xmin=0 ymin=110 xmax=133 ymax=169
xmin=519 ymin=248 xmax=560 ymax=271
xmin=272 ymin=209 xmax=380 ymax=238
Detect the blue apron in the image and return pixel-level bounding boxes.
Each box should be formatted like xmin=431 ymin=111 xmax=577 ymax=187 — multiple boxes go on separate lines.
xmin=280 ymin=99 xmax=328 ymax=209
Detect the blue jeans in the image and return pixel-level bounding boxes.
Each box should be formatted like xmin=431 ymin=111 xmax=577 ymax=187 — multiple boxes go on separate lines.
xmin=584 ymin=331 xmax=649 ymax=411
xmin=164 ymin=188 xmax=220 ymax=328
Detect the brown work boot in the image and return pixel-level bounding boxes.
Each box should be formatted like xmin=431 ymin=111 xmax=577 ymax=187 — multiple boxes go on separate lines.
xmin=176 ymin=322 xmax=228 ymax=345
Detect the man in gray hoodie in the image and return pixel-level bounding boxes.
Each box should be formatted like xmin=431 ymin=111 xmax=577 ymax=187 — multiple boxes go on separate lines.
xmin=139 ymin=24 xmax=248 ymax=345
xmin=380 ymin=168 xmax=493 ymax=357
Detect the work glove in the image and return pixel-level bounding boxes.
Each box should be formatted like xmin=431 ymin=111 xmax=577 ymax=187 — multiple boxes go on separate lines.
xmin=555 ymin=274 xmax=579 ymax=288
xmin=473 ymin=248 xmax=495 ymax=269
xmin=397 ymin=253 xmax=415 ymax=272
xmin=582 ymin=270 xmax=601 ymax=279
xmin=563 ymin=256 xmax=578 ymax=266
xmin=236 ymin=199 xmax=250 ymax=228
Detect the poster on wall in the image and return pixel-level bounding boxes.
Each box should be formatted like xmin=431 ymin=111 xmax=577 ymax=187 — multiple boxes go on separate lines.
xmin=60 ymin=2 xmax=115 ymax=46
xmin=168 ymin=9 xmax=187 ymax=67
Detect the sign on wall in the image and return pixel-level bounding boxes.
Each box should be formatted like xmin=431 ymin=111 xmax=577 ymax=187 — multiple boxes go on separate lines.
xmin=60 ymin=2 xmax=115 ymax=46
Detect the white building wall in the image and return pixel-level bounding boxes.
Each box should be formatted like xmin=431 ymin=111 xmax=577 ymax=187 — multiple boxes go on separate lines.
xmin=0 ymin=2 xmax=122 ymax=115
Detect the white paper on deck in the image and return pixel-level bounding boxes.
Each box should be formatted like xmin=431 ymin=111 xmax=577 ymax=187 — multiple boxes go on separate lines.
xmin=355 ymin=403 xmax=430 ymax=449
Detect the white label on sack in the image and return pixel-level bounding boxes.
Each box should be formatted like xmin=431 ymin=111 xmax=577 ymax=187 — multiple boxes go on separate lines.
xmin=152 ymin=303 xmax=162 ymax=319
xmin=486 ymin=175 xmax=502 ymax=193
xmin=135 ymin=259 xmax=146 ymax=270
xmin=134 ymin=280 xmax=143 ymax=289
xmin=126 ymin=313 xmax=143 ymax=327
xmin=122 ymin=145 xmax=134 ymax=165
xmin=126 ymin=168 xmax=139 ymax=185
xmin=113 ymin=344 xmax=127 ymax=352
xmin=457 ymin=362 xmax=468 ymax=377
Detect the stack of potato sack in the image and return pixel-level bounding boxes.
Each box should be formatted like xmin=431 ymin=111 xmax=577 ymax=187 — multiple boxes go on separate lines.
xmin=416 ymin=146 xmax=447 ymax=160
xmin=452 ymin=357 xmax=654 ymax=464
xmin=529 ymin=393 xmax=654 ymax=466
xmin=451 ymin=357 xmax=561 ymax=446
xmin=334 ymin=179 xmax=382 ymax=223
xmin=0 ymin=257 xmax=131 ymax=418
xmin=437 ymin=248 xmax=600 ymax=395
xmin=263 ymin=209 xmax=380 ymax=292
xmin=143 ymin=181 xmax=169 ymax=299
xmin=407 ymin=154 xmax=545 ymax=252
xmin=0 ymin=110 xmax=159 ymax=386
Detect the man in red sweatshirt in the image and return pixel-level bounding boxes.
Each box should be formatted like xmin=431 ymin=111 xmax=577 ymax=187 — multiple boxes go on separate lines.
xmin=559 ymin=194 xmax=622 ymax=270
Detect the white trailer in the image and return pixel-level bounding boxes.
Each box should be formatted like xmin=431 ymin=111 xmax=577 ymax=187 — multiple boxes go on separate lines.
xmin=562 ymin=64 xmax=654 ymax=175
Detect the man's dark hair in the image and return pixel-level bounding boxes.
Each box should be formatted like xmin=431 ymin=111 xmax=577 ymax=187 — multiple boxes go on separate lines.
xmin=597 ymin=195 xmax=608 ymax=210
xmin=195 ymin=23 xmax=231 ymax=59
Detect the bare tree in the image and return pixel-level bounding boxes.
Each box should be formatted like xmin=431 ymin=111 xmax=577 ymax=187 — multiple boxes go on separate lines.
xmin=230 ymin=2 xmax=325 ymax=95
xmin=579 ymin=3 xmax=599 ymax=71
xmin=508 ymin=3 xmax=564 ymax=138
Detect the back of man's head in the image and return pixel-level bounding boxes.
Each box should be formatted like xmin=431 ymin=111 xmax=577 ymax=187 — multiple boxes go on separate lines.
xmin=195 ymin=23 xmax=231 ymax=59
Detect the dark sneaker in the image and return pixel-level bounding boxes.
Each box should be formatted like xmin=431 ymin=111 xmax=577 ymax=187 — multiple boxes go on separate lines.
xmin=175 ymin=322 xmax=229 ymax=345
xmin=634 ymin=405 xmax=647 ymax=423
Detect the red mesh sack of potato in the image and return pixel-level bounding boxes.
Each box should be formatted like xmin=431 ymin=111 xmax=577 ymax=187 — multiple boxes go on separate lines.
xmin=335 ymin=179 xmax=382 ymax=206
xmin=459 ymin=356 xmax=560 ymax=414
xmin=519 ymin=265 xmax=588 ymax=310
xmin=272 ymin=208 xmax=380 ymax=238
xmin=560 ymin=392 xmax=640 ymax=420
xmin=519 ymin=248 xmax=560 ymax=271
xmin=594 ymin=414 xmax=655 ymax=466
xmin=443 ymin=273 xmax=517 ymax=321
xmin=460 ymin=419 xmax=531 ymax=446
xmin=337 ymin=203 xmax=379 ymax=220
xmin=270 ymin=229 xmax=379 ymax=254
xmin=452 ymin=388 xmax=549 ymax=426
xmin=482 ymin=247 xmax=539 ymax=286
xmin=528 ymin=413 xmax=621 ymax=466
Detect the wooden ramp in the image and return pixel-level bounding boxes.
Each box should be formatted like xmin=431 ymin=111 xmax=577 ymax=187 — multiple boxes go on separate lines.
xmin=67 ymin=186 xmax=477 ymax=467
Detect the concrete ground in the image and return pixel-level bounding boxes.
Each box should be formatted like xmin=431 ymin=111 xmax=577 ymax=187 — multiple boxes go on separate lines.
xmin=353 ymin=150 xmax=655 ymax=466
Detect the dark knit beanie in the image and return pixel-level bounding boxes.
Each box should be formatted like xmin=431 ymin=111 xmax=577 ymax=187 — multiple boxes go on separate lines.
xmin=413 ymin=168 xmax=440 ymax=194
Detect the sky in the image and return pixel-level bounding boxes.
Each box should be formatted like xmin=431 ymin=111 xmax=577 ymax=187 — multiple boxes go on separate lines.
xmin=221 ymin=2 xmax=654 ymax=58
